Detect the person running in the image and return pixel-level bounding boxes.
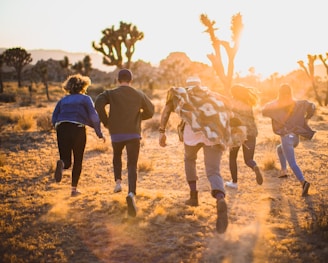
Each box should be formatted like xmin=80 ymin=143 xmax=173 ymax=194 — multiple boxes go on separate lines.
xmin=262 ymin=83 xmax=316 ymax=196
xmin=95 ymin=69 xmax=154 ymax=217
xmin=159 ymin=76 xmax=232 ymax=233
xmin=52 ymin=74 xmax=105 ymax=197
xmin=226 ymin=84 xmax=263 ymax=189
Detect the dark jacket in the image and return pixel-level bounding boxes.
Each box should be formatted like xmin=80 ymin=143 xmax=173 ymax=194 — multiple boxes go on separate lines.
xmin=262 ymin=99 xmax=316 ymax=139
xmin=95 ymin=85 xmax=154 ymax=135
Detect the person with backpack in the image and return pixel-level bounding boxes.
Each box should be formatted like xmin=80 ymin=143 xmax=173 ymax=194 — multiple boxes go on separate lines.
xmin=95 ymin=69 xmax=154 ymax=217
xmin=262 ymin=83 xmax=316 ymax=196
xmin=158 ymin=76 xmax=233 ymax=234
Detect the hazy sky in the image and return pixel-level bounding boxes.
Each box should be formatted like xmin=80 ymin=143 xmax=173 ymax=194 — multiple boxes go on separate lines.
xmin=0 ymin=0 xmax=326 ymax=77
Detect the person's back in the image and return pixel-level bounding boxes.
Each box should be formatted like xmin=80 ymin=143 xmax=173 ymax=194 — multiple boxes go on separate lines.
xmin=95 ymin=69 xmax=154 ymax=217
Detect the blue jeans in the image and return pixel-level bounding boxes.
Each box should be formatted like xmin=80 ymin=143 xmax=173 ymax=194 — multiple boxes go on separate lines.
xmin=112 ymin=138 xmax=140 ymax=195
xmin=184 ymin=143 xmax=225 ymax=195
xmin=229 ymin=135 xmax=257 ymax=183
xmin=277 ymin=133 xmax=304 ymax=182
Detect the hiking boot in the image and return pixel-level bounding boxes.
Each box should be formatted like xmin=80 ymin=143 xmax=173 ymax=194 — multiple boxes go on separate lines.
xmin=216 ymin=198 xmax=228 ymax=234
xmin=126 ymin=192 xmax=137 ymax=217
xmin=185 ymin=191 xmax=198 ymax=206
xmin=254 ymin=166 xmax=263 ymax=185
xmin=55 ymin=160 xmax=64 ymax=183
xmin=278 ymin=169 xmax=288 ymax=178
xmin=225 ymin=181 xmax=238 ymax=189
xmin=114 ymin=184 xmax=122 ymax=193
xmin=71 ymin=189 xmax=82 ymax=197
xmin=302 ymin=181 xmax=310 ymax=197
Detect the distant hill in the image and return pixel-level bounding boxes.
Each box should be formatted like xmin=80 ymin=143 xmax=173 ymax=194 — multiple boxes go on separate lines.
xmin=0 ymin=48 xmax=113 ymax=73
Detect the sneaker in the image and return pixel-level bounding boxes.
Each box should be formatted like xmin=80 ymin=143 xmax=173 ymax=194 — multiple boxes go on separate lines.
xmin=54 ymin=160 xmax=64 ymax=182
xmin=225 ymin=181 xmax=238 ymax=189
xmin=114 ymin=184 xmax=122 ymax=193
xmin=254 ymin=166 xmax=263 ymax=185
xmin=126 ymin=192 xmax=137 ymax=217
xmin=302 ymin=181 xmax=310 ymax=197
xmin=216 ymin=198 xmax=228 ymax=234
xmin=71 ymin=189 xmax=82 ymax=197
xmin=278 ymin=169 xmax=288 ymax=178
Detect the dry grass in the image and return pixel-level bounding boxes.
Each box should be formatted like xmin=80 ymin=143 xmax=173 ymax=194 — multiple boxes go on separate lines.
xmin=0 ymin=85 xmax=328 ymax=262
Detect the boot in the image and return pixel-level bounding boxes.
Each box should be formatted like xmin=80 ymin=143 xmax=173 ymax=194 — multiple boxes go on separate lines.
xmin=185 ymin=191 xmax=198 ymax=206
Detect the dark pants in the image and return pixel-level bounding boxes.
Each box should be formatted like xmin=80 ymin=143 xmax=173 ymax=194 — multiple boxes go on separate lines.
xmin=56 ymin=122 xmax=86 ymax=187
xmin=229 ymin=135 xmax=257 ymax=183
xmin=112 ymin=138 xmax=140 ymax=195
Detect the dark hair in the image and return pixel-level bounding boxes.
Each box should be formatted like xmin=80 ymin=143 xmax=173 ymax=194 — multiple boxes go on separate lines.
xmin=63 ymin=74 xmax=91 ymax=94
xmin=118 ymin=69 xmax=133 ymax=83
xmin=231 ymin=84 xmax=258 ymax=106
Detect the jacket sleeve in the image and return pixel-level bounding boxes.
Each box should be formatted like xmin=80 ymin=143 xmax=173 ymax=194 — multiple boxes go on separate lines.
xmin=52 ymin=101 xmax=61 ymax=127
xmin=140 ymin=92 xmax=155 ymax=120
xmin=305 ymin=101 xmax=316 ymax=119
xmin=85 ymin=96 xmax=104 ymax=138
xmin=95 ymin=91 xmax=110 ymax=127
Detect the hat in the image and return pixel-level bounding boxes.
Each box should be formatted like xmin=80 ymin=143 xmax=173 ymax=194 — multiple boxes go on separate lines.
xmin=118 ymin=69 xmax=133 ymax=82
xmin=186 ymin=76 xmax=201 ymax=87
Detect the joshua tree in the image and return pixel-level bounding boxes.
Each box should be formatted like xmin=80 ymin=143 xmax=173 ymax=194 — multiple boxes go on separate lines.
xmin=32 ymin=60 xmax=50 ymax=101
xmin=3 ymin=47 xmax=32 ymax=87
xmin=298 ymin=55 xmax=322 ymax=106
xmin=200 ymin=13 xmax=243 ymax=94
xmin=92 ymin=21 xmax=144 ymax=69
xmin=318 ymin=53 xmax=328 ymax=106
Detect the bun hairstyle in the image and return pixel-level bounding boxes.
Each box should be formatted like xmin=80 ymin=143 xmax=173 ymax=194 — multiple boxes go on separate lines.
xmin=63 ymin=74 xmax=91 ymax=94
xmin=231 ymin=84 xmax=258 ymax=106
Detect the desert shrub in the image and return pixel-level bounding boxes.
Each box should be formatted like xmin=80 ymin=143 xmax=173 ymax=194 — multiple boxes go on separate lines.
xmin=142 ymin=116 xmax=160 ymax=132
xmin=36 ymin=113 xmax=53 ymax=132
xmin=0 ymin=93 xmax=16 ymax=102
xmin=0 ymin=112 xmax=18 ymax=127
xmin=16 ymin=114 xmax=34 ymax=131
xmin=262 ymin=151 xmax=277 ymax=170
xmin=0 ymin=152 xmax=6 ymax=166
xmin=138 ymin=160 xmax=153 ymax=172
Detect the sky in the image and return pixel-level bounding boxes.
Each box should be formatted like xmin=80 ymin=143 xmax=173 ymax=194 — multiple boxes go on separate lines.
xmin=0 ymin=0 xmax=327 ymax=78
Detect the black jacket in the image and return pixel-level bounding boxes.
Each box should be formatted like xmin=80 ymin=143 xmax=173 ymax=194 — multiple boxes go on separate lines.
xmin=95 ymin=86 xmax=154 ymax=135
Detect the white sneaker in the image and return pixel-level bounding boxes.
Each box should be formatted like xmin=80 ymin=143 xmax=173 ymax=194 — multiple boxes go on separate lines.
xmin=225 ymin=181 xmax=238 ymax=189
xmin=114 ymin=184 xmax=122 ymax=193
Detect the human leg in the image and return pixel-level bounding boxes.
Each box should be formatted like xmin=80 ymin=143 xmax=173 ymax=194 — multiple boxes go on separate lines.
xmin=242 ymin=136 xmax=263 ymax=185
xmin=228 ymin=146 xmax=239 ymax=183
xmin=112 ymin=141 xmax=125 ymax=183
xmin=203 ymin=144 xmax=228 ymax=233
xmin=184 ymin=143 xmax=202 ymax=206
xmin=281 ymin=134 xmax=304 ymax=182
xmin=71 ymin=126 xmax=86 ymax=188
xmin=125 ymin=138 xmax=140 ymax=195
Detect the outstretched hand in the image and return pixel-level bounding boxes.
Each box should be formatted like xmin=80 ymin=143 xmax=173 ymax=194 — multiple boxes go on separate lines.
xmin=159 ymin=133 xmax=167 ymax=147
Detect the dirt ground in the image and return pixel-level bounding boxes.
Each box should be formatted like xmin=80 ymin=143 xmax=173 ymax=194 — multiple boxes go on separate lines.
xmin=0 ymin=101 xmax=328 ymax=263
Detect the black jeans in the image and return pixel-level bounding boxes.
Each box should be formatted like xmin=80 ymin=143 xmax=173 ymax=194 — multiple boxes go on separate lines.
xmin=56 ymin=122 xmax=86 ymax=187
xmin=112 ymin=138 xmax=140 ymax=195
xmin=229 ymin=135 xmax=257 ymax=183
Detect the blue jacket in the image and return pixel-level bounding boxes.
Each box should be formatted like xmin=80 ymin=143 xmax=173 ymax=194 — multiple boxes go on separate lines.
xmin=52 ymin=94 xmax=103 ymax=138
xmin=262 ymin=99 xmax=316 ymax=139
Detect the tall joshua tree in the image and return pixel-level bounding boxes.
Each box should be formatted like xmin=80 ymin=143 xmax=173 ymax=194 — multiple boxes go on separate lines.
xmin=298 ymin=55 xmax=322 ymax=106
xmin=92 ymin=21 xmax=144 ymax=69
xmin=3 ymin=47 xmax=32 ymax=87
xmin=318 ymin=53 xmax=328 ymax=106
xmin=200 ymin=13 xmax=243 ymax=94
